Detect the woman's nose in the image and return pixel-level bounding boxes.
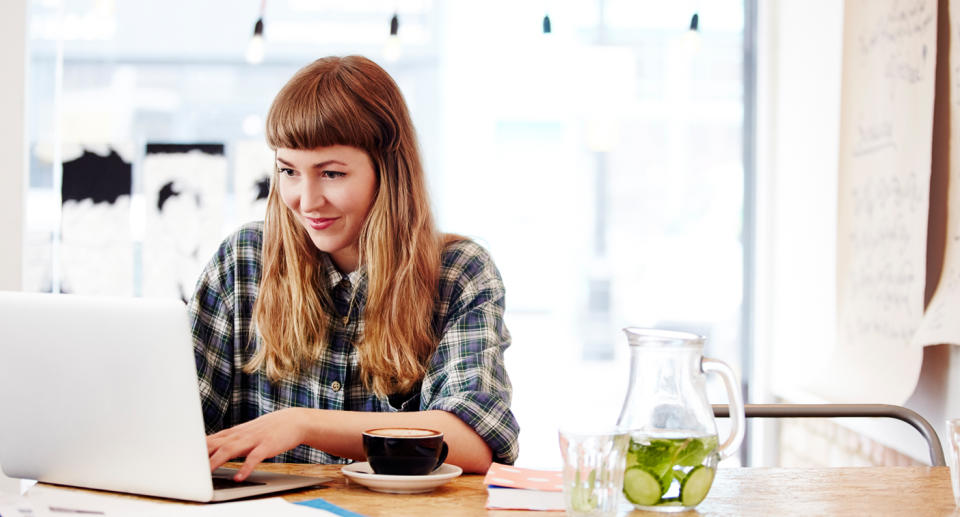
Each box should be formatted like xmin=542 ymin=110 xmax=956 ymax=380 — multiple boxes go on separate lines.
xmin=299 ymin=175 xmax=328 ymax=211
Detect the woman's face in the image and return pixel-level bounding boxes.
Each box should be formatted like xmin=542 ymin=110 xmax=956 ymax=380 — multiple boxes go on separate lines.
xmin=276 ymin=145 xmax=378 ymax=272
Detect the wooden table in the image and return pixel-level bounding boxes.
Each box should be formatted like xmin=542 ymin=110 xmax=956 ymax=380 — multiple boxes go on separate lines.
xmin=31 ymin=465 xmax=959 ymax=515
xmin=261 ymin=464 xmax=958 ymax=516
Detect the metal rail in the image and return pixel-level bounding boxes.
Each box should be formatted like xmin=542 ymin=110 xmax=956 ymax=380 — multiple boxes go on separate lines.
xmin=713 ymin=403 xmax=945 ymax=466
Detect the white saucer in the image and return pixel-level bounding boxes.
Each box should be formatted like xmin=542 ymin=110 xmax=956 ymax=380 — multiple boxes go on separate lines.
xmin=341 ymin=462 xmax=463 ymax=494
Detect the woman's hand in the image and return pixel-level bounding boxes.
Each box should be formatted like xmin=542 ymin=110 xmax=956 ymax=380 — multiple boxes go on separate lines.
xmin=206 ymin=407 xmax=311 ymax=481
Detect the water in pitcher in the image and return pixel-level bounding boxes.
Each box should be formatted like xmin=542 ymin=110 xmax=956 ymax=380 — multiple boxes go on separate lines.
xmin=622 ymin=432 xmax=719 ymax=510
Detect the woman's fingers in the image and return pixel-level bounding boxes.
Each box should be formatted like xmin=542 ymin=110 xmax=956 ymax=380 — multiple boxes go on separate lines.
xmin=203 ymin=409 xmax=308 ymax=478
xmin=235 ymin=446 xmax=271 ymax=481
xmin=206 ymin=433 xmax=228 ymax=455
xmin=207 ymin=434 xmax=255 ymax=472
xmin=206 ymin=420 xmax=255 ymax=460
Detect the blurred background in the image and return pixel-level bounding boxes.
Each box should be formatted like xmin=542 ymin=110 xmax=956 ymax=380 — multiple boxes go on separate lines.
xmin=21 ymin=0 xmax=750 ymax=469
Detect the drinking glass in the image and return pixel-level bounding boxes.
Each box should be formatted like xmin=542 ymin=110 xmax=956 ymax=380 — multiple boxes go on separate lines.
xmin=946 ymin=419 xmax=960 ymax=507
xmin=558 ymin=427 xmax=629 ymax=517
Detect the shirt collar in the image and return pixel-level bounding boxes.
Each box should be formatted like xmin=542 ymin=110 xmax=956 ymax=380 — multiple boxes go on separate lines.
xmin=320 ymin=253 xmax=365 ymax=289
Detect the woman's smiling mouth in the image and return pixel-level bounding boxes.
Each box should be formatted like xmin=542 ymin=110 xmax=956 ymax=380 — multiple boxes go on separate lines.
xmin=305 ymin=216 xmax=338 ymax=230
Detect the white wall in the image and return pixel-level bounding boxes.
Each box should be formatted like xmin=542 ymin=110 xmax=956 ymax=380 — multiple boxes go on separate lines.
xmin=756 ymin=0 xmax=958 ymax=465
xmin=1 ymin=3 xmax=26 ymax=288
xmin=756 ymin=0 xmax=843 ymax=403
xmin=0 ymin=0 xmax=27 ymax=495
xmin=752 ymin=0 xmax=844 ymax=466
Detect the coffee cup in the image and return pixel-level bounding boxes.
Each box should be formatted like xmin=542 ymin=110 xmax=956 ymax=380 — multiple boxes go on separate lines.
xmin=362 ymin=428 xmax=449 ymax=476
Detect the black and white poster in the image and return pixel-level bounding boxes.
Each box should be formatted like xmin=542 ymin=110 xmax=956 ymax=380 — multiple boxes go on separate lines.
xmin=142 ymin=143 xmax=227 ymax=301
xmin=234 ymin=140 xmax=274 ymax=225
xmin=59 ymin=144 xmax=134 ymax=295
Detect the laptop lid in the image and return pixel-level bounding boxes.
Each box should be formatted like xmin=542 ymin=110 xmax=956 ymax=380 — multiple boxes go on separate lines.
xmin=0 ymin=292 xmax=325 ymax=502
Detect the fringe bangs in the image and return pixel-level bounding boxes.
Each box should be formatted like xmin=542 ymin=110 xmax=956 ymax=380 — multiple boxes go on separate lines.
xmin=265 ymin=58 xmax=394 ymax=154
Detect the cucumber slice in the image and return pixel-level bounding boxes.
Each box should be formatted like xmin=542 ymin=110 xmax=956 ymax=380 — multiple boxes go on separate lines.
xmin=679 ymin=465 xmax=715 ymax=506
xmin=657 ymin=498 xmax=683 ymax=506
xmin=570 ymin=469 xmax=598 ymax=512
xmin=585 ymin=469 xmax=598 ymax=509
xmin=623 ymin=467 xmax=662 ymax=506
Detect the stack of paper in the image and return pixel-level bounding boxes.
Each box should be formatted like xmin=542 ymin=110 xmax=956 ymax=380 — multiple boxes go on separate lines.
xmin=483 ymin=463 xmax=564 ymax=511
xmin=3 ymin=486 xmax=359 ymax=517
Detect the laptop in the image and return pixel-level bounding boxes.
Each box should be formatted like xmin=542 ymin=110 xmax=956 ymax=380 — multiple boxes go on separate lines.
xmin=0 ymin=292 xmax=330 ymax=502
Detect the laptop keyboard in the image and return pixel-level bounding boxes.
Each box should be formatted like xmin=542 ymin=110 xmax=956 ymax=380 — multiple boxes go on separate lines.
xmin=211 ymin=474 xmax=267 ymax=489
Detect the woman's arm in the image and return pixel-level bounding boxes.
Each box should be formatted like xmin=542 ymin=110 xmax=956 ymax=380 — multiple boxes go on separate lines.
xmin=417 ymin=241 xmax=520 ymax=465
xmin=207 ymin=408 xmax=491 ymax=481
xmin=189 ymin=231 xmax=242 ymax=434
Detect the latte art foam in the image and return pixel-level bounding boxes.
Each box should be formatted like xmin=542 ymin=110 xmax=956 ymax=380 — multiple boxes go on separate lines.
xmin=366 ymin=428 xmax=439 ymax=438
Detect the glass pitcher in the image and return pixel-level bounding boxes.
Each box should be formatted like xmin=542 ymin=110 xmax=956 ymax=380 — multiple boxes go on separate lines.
xmin=615 ymin=328 xmax=745 ymax=512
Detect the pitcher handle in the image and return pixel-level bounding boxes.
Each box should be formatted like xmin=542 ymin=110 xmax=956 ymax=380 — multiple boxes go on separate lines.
xmin=701 ymin=357 xmax=745 ymax=460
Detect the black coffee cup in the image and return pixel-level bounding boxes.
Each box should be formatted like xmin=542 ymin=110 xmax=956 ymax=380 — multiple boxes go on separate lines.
xmin=362 ymin=428 xmax=449 ymax=476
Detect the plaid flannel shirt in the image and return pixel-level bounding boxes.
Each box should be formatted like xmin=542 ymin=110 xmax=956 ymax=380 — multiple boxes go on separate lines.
xmin=188 ymin=222 xmax=519 ymax=465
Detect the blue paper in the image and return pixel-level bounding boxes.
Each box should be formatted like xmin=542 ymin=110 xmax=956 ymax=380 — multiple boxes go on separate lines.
xmin=294 ymin=497 xmax=368 ymax=517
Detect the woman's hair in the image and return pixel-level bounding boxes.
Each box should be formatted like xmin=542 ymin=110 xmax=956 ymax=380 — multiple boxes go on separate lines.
xmin=248 ymin=55 xmax=447 ymax=397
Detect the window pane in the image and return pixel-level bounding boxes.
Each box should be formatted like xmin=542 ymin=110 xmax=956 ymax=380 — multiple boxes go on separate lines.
xmin=26 ymin=0 xmax=746 ymax=468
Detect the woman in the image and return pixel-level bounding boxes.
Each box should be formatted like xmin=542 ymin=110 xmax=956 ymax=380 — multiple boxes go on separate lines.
xmin=189 ymin=56 xmax=519 ymax=482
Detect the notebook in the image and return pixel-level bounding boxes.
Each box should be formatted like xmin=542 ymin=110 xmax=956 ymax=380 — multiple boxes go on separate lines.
xmin=0 ymin=292 xmax=330 ymax=502
xmin=483 ymin=463 xmax=564 ymax=511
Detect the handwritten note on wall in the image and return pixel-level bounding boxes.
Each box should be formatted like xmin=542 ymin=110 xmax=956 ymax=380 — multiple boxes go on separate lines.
xmin=912 ymin=0 xmax=960 ymax=350
xmin=830 ymin=0 xmax=937 ymax=403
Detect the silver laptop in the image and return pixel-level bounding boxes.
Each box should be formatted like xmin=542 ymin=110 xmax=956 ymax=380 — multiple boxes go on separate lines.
xmin=0 ymin=292 xmax=329 ymax=502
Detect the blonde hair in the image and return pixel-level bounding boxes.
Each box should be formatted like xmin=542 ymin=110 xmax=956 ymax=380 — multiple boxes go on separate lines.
xmin=248 ymin=56 xmax=448 ymax=397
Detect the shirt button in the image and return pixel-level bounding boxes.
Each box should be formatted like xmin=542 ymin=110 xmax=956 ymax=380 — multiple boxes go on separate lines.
xmin=331 ymin=380 xmax=342 ymax=392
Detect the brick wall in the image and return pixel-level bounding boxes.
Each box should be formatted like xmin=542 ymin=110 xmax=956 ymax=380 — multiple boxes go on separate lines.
xmin=779 ymin=419 xmax=923 ymax=467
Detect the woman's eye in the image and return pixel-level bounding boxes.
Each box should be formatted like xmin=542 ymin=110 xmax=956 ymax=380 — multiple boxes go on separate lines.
xmin=278 ymin=167 xmax=297 ymax=177
xmin=322 ymin=171 xmax=346 ymax=179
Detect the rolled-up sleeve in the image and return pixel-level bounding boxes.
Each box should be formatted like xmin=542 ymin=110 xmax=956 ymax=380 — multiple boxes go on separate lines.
xmin=420 ymin=242 xmax=520 ymax=464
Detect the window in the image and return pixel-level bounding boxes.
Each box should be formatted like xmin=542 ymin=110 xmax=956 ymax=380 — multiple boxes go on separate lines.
xmin=26 ymin=0 xmax=750 ymax=468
